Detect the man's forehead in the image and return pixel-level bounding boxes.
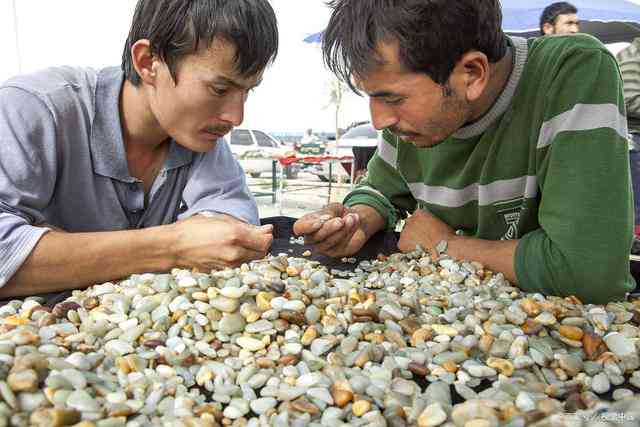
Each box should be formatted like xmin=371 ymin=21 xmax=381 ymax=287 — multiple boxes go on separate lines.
xmin=211 ymin=73 xmax=263 ymax=89
xmin=190 ymin=39 xmax=263 ymax=87
xmin=556 ymin=13 xmax=579 ymax=23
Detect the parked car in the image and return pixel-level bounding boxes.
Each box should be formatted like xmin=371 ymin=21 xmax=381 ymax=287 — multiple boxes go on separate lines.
xmin=309 ymin=124 xmax=380 ymax=182
xmin=225 ymin=129 xmax=299 ymax=179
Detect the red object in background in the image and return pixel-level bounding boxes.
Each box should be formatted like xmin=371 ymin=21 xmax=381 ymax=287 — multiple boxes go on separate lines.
xmin=278 ymin=155 xmax=353 ymax=166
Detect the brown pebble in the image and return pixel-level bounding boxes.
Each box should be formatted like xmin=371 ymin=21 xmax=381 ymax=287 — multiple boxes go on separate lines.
xmin=558 ymin=325 xmax=584 ymax=341
xmin=52 ymin=301 xmax=81 ymax=318
xmin=354 ymin=350 xmax=371 ymax=368
xmin=408 ymin=362 xmax=429 ymax=377
xmin=410 ymin=328 xmax=433 ymax=346
xmin=82 ymin=297 xmax=100 ymax=310
xmin=442 ymin=360 xmax=458 ymax=373
xmin=365 ymin=333 xmax=385 ymax=344
xmin=291 ymin=397 xmax=319 ymax=415
xmin=486 ymin=357 xmax=514 ymax=376
xmin=521 ymin=320 xmax=543 ymax=335
xmin=256 ymin=358 xmax=276 ymax=369
xmin=142 ymin=340 xmax=165 ymax=348
xmin=331 ymin=386 xmax=353 ymax=408
xmin=38 ymin=313 xmax=58 ymax=327
xmin=352 ymin=308 xmax=379 ymax=322
xmin=520 ymin=298 xmax=541 ymax=316
xmin=564 ymin=392 xmax=587 ymax=413
xmin=30 ymin=408 xmax=81 ymax=427
xmin=399 ymin=318 xmax=422 ymax=335
xmin=582 ymin=333 xmax=605 ymax=361
xmin=194 ymin=403 xmax=223 ymax=420
xmin=279 ymin=354 xmax=299 ymax=366
xmin=280 ymin=310 xmax=305 ymax=326
xmin=107 ymin=403 xmax=133 ymax=417
xmin=478 ymin=335 xmax=495 ymax=353
xmin=7 ymin=369 xmax=39 ymax=392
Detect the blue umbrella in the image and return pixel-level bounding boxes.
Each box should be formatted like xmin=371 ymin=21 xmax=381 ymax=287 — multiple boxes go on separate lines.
xmin=303 ymin=31 xmax=323 ymax=44
xmin=304 ymin=0 xmax=640 ymax=44
xmin=503 ymin=0 xmax=640 ymax=32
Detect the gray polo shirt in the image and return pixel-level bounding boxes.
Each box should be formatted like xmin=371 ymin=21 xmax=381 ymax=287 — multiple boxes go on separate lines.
xmin=0 ymin=66 xmax=259 ymax=283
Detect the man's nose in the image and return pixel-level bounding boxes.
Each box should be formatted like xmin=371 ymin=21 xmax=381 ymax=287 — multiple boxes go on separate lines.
xmin=370 ymin=100 xmax=399 ymax=131
xmin=219 ymin=93 xmax=245 ymax=127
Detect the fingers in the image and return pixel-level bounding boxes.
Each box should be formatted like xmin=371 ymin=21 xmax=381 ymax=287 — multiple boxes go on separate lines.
xmin=293 ymin=203 xmax=346 ymax=237
xmin=293 ymin=213 xmax=333 ymax=236
xmin=237 ymin=225 xmax=274 ymax=252
xmin=255 ymin=224 xmax=274 ymax=235
xmin=303 ymin=217 xmax=345 ymax=245
xmin=314 ymin=214 xmax=361 ymax=256
xmin=206 ymin=246 xmax=268 ymax=270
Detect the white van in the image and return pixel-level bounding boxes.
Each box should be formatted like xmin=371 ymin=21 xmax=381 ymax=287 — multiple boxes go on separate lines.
xmin=225 ymin=129 xmax=299 ymax=179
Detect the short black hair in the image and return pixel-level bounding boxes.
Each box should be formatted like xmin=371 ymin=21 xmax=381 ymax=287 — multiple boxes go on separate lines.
xmin=322 ymin=0 xmax=508 ymax=92
xmin=539 ymin=2 xmax=578 ymax=35
xmin=122 ymin=0 xmax=278 ymax=86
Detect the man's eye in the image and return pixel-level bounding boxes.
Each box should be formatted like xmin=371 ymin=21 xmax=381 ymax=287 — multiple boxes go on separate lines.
xmin=211 ymin=87 xmax=228 ymax=96
xmin=385 ymin=98 xmax=404 ymax=106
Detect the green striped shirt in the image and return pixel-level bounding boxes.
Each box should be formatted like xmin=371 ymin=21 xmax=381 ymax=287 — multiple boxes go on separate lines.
xmin=616 ymin=37 xmax=640 ymax=133
xmin=345 ymin=34 xmax=635 ymax=304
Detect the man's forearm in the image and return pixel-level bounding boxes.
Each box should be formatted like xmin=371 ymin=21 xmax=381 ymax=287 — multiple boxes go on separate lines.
xmin=447 ymin=236 xmax=519 ymax=284
xmin=0 ymin=225 xmax=177 ymax=299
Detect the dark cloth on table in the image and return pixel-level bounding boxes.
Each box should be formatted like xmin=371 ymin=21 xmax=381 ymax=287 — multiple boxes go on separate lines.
xmin=264 ymin=216 xmax=398 ymax=268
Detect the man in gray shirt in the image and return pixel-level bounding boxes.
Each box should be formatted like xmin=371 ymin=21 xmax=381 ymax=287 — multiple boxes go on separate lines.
xmin=0 ymin=0 xmax=278 ymax=298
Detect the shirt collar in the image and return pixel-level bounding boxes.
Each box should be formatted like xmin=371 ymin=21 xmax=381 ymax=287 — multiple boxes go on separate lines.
xmin=90 ymin=67 xmax=193 ymax=182
xmin=452 ymin=36 xmax=529 ymax=139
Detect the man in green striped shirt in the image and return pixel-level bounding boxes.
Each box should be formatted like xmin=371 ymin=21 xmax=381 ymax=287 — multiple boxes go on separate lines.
xmin=294 ymin=0 xmax=635 ymax=303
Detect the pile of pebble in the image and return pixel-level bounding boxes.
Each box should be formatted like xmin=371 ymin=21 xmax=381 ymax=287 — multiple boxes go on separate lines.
xmin=0 ymin=247 xmax=639 ymax=427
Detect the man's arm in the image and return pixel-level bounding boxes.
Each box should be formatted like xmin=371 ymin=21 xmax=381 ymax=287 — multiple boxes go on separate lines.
xmin=397 ymin=208 xmax=519 ymax=282
xmin=0 ymin=215 xmax=273 ymax=299
xmin=448 ymin=237 xmax=518 ymax=283
xmin=1 ymin=225 xmax=175 ymax=299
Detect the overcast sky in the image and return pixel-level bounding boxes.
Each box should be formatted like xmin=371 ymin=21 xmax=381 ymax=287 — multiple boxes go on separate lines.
xmin=0 ymin=0 xmax=369 ymax=133
xmin=2 ymin=1 xmax=640 ymax=133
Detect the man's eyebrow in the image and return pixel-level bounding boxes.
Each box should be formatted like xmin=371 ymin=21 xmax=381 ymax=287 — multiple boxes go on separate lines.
xmin=212 ymin=76 xmax=262 ymax=90
xmin=369 ymin=90 xmax=400 ymax=98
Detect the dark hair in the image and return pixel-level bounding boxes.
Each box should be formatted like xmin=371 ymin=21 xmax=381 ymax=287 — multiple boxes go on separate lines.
xmin=322 ymin=0 xmax=508 ymax=91
xmin=539 ymin=2 xmax=578 ymax=35
xmin=122 ymin=0 xmax=278 ymax=86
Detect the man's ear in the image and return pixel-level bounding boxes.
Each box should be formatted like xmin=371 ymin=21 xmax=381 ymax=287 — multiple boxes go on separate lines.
xmin=457 ymin=51 xmax=489 ymax=103
xmin=131 ymin=39 xmax=158 ymax=86
xmin=542 ymin=23 xmax=555 ymax=35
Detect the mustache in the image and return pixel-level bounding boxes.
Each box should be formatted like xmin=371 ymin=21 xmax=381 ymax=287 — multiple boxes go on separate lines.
xmin=205 ymin=126 xmax=233 ymax=135
xmin=389 ymin=126 xmax=420 ymax=137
